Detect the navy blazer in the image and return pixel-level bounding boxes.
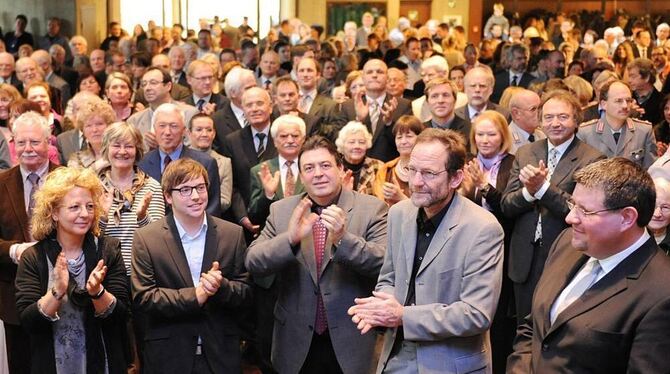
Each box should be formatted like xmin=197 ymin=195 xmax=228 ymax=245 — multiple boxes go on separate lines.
xmin=138 ymin=146 xmax=221 ymax=216
xmin=184 ymin=92 xmax=229 ymax=113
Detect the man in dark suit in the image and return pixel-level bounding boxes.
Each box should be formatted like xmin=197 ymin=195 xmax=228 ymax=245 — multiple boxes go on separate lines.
xmin=338 ymin=59 xmax=412 ymax=162
xmin=491 ymin=43 xmax=534 ymax=103
xmin=132 ymin=158 xmax=251 ymax=374
xmin=49 ymin=45 xmax=78 ymax=90
xmin=0 ymin=112 xmax=59 ymax=374
xmin=246 ymin=136 xmax=388 ymax=374
xmin=184 ymin=60 xmax=228 ymax=114
xmin=455 ymin=65 xmax=510 ymax=128
xmin=627 ymin=58 xmax=664 ymax=125
xmin=138 ymin=103 xmax=221 ymax=216
xmin=0 ymin=52 xmax=21 ymax=86
xmin=222 ymin=87 xmax=277 ymax=237
xmin=423 ymin=77 xmax=471 ymax=146
xmin=169 ymin=46 xmax=190 ymax=89
xmin=632 ymin=29 xmax=653 ymax=59
xmin=211 ymin=67 xmax=257 ymax=152
xmin=296 ymin=58 xmax=339 ymax=136
xmin=502 ymin=90 xmax=605 ymax=324
xmin=271 ymin=75 xmax=321 ymax=137
xmin=507 ymin=157 xmax=670 ymax=373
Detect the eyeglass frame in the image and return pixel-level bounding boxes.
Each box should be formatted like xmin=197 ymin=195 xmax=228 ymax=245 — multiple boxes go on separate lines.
xmin=567 ymin=199 xmax=628 ymax=217
xmin=403 ymin=165 xmax=449 ymax=181
xmin=171 ymin=183 xmax=208 ymax=197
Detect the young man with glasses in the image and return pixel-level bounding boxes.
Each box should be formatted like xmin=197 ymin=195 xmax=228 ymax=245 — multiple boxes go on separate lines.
xmin=348 ymin=128 xmax=504 ymax=373
xmin=508 ymin=157 xmax=670 ymax=373
xmin=132 ymin=158 xmax=250 ymax=374
xmin=578 ymin=80 xmax=657 ymax=169
xmin=501 ymin=90 xmax=605 ymax=324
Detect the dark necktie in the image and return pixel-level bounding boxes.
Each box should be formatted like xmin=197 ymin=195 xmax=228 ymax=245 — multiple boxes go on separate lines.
xmin=613 ymin=132 xmax=621 ymax=144
xmin=312 ymin=207 xmax=329 ymax=335
xmin=27 ymin=173 xmax=40 ymax=217
xmin=196 ymin=98 xmax=205 ymax=112
xmin=256 ymin=133 xmax=266 ymax=159
xmin=163 ymin=155 xmax=172 ymax=172
xmin=511 ymin=75 xmax=518 ymax=86
xmin=528 ymin=134 xmax=535 ymax=143
xmin=284 ymin=161 xmax=295 ymax=197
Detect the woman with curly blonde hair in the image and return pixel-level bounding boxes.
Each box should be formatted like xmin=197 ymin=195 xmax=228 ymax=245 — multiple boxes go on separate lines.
xmin=15 ymin=166 xmax=130 ymax=373
xmin=68 ymin=100 xmax=116 ymax=171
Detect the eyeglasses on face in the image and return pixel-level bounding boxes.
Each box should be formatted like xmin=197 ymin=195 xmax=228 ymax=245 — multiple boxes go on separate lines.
xmin=172 ymin=183 xmax=207 ymax=197
xmin=567 ymin=199 xmax=627 ymax=217
xmin=404 ymin=166 xmax=448 ymax=181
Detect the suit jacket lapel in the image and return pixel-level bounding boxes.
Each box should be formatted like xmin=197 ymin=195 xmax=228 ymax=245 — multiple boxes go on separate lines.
xmin=551 ymin=138 xmax=580 ymax=186
xmin=200 ymin=215 xmax=218 ymax=273
xmin=299 ymin=226 xmax=319 ymax=286
xmin=417 ymin=194 xmax=459 ymax=276
xmin=6 ymin=168 xmax=30 ymax=239
xmin=402 ymin=205 xmax=419 ymax=278
xmin=164 ymin=215 xmax=196 ymax=287
xmin=241 ymin=127 xmax=258 ymax=165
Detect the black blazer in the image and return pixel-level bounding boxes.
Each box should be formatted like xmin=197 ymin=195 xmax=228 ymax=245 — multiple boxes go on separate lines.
xmin=184 ymin=92 xmax=229 ymax=113
xmin=15 ymin=234 xmax=130 ymax=374
xmin=423 ymin=116 xmax=472 ymax=150
xmin=131 ymin=214 xmax=252 ymax=374
xmin=491 ymin=70 xmax=535 ymax=104
xmin=222 ymin=126 xmax=277 ymax=221
xmin=212 ymin=103 xmax=245 ymax=153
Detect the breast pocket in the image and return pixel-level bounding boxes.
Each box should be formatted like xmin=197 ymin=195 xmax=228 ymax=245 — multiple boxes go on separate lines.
xmin=435 ymin=267 xmax=461 ymax=304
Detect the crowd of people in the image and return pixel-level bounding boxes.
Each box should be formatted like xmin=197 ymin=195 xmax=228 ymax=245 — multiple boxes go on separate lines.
xmin=1 ymin=6 xmax=670 ymax=374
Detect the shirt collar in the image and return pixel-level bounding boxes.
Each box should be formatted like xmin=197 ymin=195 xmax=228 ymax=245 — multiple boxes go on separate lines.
xmin=417 ymin=196 xmax=452 ymax=232
xmin=366 ymin=94 xmax=386 ymax=107
xmin=231 ymin=103 xmax=245 ymax=118
xmin=467 ymin=104 xmax=485 ymax=118
xmin=597 ymin=230 xmax=650 ymax=274
xmin=174 ymin=214 xmax=208 ymax=240
xmin=159 ymin=144 xmax=183 ymax=162
xmin=193 ymin=93 xmax=212 ymax=103
xmin=20 ymin=162 xmax=50 ymax=181
xmin=278 ymin=154 xmax=297 ymax=168
xmin=548 ymin=135 xmax=575 ymax=156
xmin=300 ymin=88 xmax=318 ymax=99
xmin=511 ymin=121 xmax=531 ymax=138
xmin=251 ymin=124 xmax=271 ymax=137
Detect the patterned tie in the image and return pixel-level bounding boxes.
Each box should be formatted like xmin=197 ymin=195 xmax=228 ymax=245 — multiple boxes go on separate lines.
xmin=551 ymin=259 xmax=602 ymax=324
xmin=27 ymin=173 xmax=40 ymax=217
xmin=312 ymin=208 xmax=329 ymax=335
xmin=196 ymin=98 xmax=206 ymax=112
xmin=284 ymin=161 xmax=295 ymax=197
xmin=511 ymin=75 xmax=518 ymax=86
xmin=255 ymin=133 xmax=266 ymax=159
xmin=163 ymin=155 xmax=172 ymax=172
xmin=299 ymin=94 xmax=311 ymax=113
xmin=534 ymin=148 xmax=559 ymax=241
xmin=369 ymin=100 xmax=380 ymax=134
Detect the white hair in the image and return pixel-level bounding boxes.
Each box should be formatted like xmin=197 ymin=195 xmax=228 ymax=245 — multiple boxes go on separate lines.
xmin=421 ymin=55 xmax=449 ymax=73
xmin=224 ymin=67 xmax=255 ymax=98
xmin=270 ymin=114 xmax=306 ymax=138
xmin=151 ymin=103 xmax=185 ymax=128
xmin=12 ymin=111 xmax=51 ymax=139
xmin=657 ymin=23 xmax=670 ymax=33
xmin=335 ymin=121 xmax=372 ymax=154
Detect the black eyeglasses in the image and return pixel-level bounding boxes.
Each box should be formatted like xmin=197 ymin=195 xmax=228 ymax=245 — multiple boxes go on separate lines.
xmin=171 ymin=183 xmax=207 ymax=197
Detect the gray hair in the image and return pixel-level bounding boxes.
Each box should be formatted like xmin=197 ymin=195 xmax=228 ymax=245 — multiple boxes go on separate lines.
xmin=224 ymin=67 xmax=255 ymax=98
xmin=335 ymin=121 xmax=372 ymax=154
xmin=151 ymin=103 xmax=185 ymax=128
xmin=270 ymin=114 xmax=306 ymax=138
xmin=12 ymin=111 xmax=51 ymax=139
xmin=421 ymin=55 xmax=449 ymax=73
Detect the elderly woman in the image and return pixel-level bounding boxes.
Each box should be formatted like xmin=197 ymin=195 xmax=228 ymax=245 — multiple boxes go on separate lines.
xmin=373 ymin=115 xmax=424 ymax=205
xmin=15 ymin=167 xmax=129 ymax=373
xmin=650 ymin=177 xmax=670 ymax=254
xmin=462 ymin=110 xmax=516 ymax=372
xmin=98 ymin=121 xmax=165 ymax=274
xmin=335 ymin=121 xmax=384 ymax=195
xmin=105 ymin=72 xmax=135 ymax=121
xmin=68 ymin=100 xmax=116 ymax=171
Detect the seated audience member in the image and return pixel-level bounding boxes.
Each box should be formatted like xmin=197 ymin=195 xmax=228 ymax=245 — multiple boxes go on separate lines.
xmin=7 ymin=99 xmax=61 ymax=165
xmin=137 ymin=102 xmax=221 ymax=216
xmin=187 ymin=113 xmax=232 ymax=213
xmin=15 ymin=166 xmax=130 ymax=373
xmin=0 ymin=84 xmax=21 ymax=168
xmin=105 ymin=72 xmax=135 ymax=121
xmin=25 ymin=81 xmax=62 ymax=138
xmin=76 ymin=70 xmax=103 ymax=97
xmin=132 ymin=158 xmax=251 ymax=373
xmin=336 ymin=121 xmax=384 ymax=195
xmin=507 ymin=157 xmax=670 ymax=373
xmin=245 ymin=136 xmax=388 ymax=374
xmin=373 ymin=114 xmax=424 ymax=205
xmin=650 ymin=177 xmax=670 ymax=254
xmin=98 ymin=121 xmax=165 ymax=274
xmin=424 ymin=77 xmax=471 ymax=145
xmin=67 ymin=100 xmax=116 ymax=171
xmin=653 ymin=94 xmax=670 ymax=155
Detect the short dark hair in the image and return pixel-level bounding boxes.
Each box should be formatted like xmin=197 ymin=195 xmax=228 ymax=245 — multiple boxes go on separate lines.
xmin=573 ymin=157 xmax=655 ymax=227
xmin=144 ymin=66 xmax=171 ymax=84
xmin=105 ymin=50 xmax=126 ymax=65
xmin=405 ymin=37 xmax=419 ymax=48
xmin=627 ymin=58 xmax=656 ymax=85
xmin=392 ymin=115 xmax=425 ymax=136
xmin=541 ymin=89 xmax=583 ymax=124
xmin=414 ymin=128 xmax=466 ymax=174
xmin=198 ymin=29 xmax=211 ymax=36
xmin=16 ymin=15 xmax=27 ymax=24
xmin=298 ymin=136 xmax=342 ymax=169
xmin=599 ymin=80 xmax=631 ymax=102
xmin=272 ymin=75 xmax=299 ymax=94
xmin=188 ymin=112 xmax=214 ymax=131
xmin=131 ymin=52 xmax=151 ymax=67
xmin=162 ymin=158 xmax=209 ymax=197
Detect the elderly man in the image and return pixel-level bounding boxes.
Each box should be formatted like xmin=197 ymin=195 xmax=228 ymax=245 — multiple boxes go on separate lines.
xmin=137 ymin=103 xmax=221 ymax=216
xmin=31 ymin=50 xmax=71 ymax=106
xmin=127 ymin=67 xmax=198 ymax=150
xmin=0 ymin=52 xmax=20 ymax=86
xmin=168 ymin=46 xmax=189 ymax=88
xmin=455 ymin=66 xmax=509 ymax=126
xmin=339 ymin=59 xmax=412 ymax=162
xmin=508 ymin=89 xmax=545 ymax=154
xmin=578 ymin=80 xmax=657 ymax=169
xmin=502 ymin=90 xmax=605 ymax=323
xmin=132 ymin=158 xmax=250 ymax=373
xmin=257 ymin=51 xmax=280 ymax=89
xmin=507 ymin=157 xmax=670 ymax=373
xmin=211 ymin=67 xmax=257 ymax=152
xmin=15 ymin=57 xmax=63 ymax=113
xmin=246 ymin=136 xmax=388 ymax=374
xmin=492 ymin=43 xmax=534 ymax=103
xmin=223 ymin=87 xmax=278 ymax=238
xmin=0 ymin=112 xmax=60 ymax=374
xmin=89 ymin=49 xmax=106 ymax=73
xmin=348 ymin=128 xmax=503 ymax=373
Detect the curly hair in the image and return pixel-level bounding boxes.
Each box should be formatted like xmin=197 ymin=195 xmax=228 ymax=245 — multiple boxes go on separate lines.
xmin=31 ymin=167 xmax=104 ymax=240
xmin=74 ymin=100 xmax=116 ymax=131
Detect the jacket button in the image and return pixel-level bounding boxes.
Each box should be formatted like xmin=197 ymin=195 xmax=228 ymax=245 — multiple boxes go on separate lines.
xmin=308 ymin=325 xmax=313 ymax=331
xmin=542 ymin=343 xmax=549 ymax=351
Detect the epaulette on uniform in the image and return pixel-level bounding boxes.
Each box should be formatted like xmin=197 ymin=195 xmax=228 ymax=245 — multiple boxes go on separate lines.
xmin=579 ymin=119 xmax=598 ymax=128
xmin=630 ymin=117 xmax=653 ymax=126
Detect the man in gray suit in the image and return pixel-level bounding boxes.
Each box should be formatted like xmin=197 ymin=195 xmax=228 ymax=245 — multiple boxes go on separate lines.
xmin=245 ymin=136 xmax=388 ymax=374
xmin=349 ymin=128 xmax=504 ymax=374
xmin=578 ymin=80 xmax=657 ymax=169
xmin=31 ymin=50 xmax=71 ymax=107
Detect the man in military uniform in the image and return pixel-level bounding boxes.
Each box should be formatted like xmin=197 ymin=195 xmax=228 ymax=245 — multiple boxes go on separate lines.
xmin=578 ymin=80 xmax=657 ymax=169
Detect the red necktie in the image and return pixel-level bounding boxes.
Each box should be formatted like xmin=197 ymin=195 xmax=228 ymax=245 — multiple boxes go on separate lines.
xmin=312 ymin=209 xmax=328 ymax=335
xmin=284 ymin=161 xmax=295 ymax=197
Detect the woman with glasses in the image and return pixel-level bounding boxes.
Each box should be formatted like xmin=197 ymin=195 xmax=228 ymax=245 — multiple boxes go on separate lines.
xmin=373 ymin=115 xmax=424 ymax=205
xmin=67 ymin=100 xmax=116 ymax=171
xmin=14 ymin=167 xmax=130 ymax=373
xmin=461 ymin=110 xmax=516 ymax=374
xmin=335 ymin=121 xmax=384 ymax=196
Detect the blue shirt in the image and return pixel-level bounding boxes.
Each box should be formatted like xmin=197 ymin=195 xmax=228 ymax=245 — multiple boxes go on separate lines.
xmin=159 ymin=144 xmax=184 ymax=174
xmin=173 ymin=214 xmax=208 ymax=287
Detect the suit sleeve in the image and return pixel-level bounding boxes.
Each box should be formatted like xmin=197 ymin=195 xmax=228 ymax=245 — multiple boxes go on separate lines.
xmin=331 ymin=199 xmax=388 ymax=277
xmin=0 ymin=135 xmax=11 ymax=170
xmin=643 ymin=127 xmax=658 ymax=170
xmin=131 ymin=230 xmax=202 ymax=318
xmin=506 ymin=313 xmax=534 ymax=374
xmin=245 ymin=203 xmax=300 ymax=276
xmin=375 ymin=204 xmax=397 ymax=295
xmin=220 ymin=157 xmax=233 ymax=212
xmin=501 ymin=153 xmax=536 ymax=218
xmin=628 ymin=296 xmax=670 ymax=373
xmin=401 ymin=219 xmax=504 ymax=340
xmin=205 ymin=158 xmax=222 ymax=217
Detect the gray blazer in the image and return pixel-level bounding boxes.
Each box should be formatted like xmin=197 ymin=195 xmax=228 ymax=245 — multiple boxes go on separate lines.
xmin=208 ymin=149 xmax=232 ymax=212
xmin=375 ymin=194 xmax=504 ymax=374
xmin=245 ymin=190 xmax=388 ymax=374
xmin=55 ymin=128 xmax=82 ymax=165
xmin=577 ymin=117 xmax=658 ymax=169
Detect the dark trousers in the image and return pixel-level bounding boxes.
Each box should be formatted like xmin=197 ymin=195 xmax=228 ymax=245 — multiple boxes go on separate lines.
xmin=513 ymin=239 xmax=550 ymax=324
xmin=5 ymin=323 xmax=31 ymax=374
xmin=192 ymin=351 xmax=214 ymax=374
xmin=299 ymin=332 xmax=343 ymax=374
